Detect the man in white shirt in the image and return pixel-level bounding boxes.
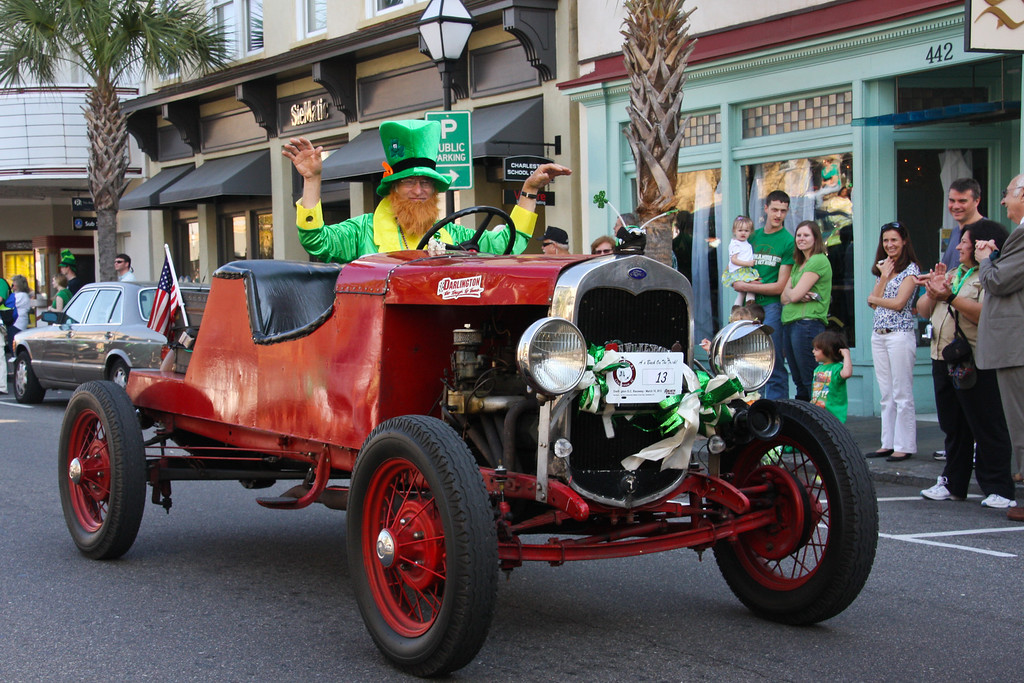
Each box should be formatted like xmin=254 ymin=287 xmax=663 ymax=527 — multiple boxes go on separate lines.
xmin=115 ymin=253 xmax=136 ymax=281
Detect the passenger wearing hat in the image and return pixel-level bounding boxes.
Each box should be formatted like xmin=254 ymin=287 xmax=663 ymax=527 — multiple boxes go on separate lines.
xmin=283 ymin=120 xmax=571 ymax=263
xmin=59 ymin=249 xmax=84 ymax=295
xmin=539 ymin=226 xmax=569 ymax=254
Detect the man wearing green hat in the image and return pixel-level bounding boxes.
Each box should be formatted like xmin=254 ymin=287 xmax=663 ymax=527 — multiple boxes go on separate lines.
xmin=59 ymin=249 xmax=85 ymax=296
xmin=283 ymin=119 xmax=571 ymax=263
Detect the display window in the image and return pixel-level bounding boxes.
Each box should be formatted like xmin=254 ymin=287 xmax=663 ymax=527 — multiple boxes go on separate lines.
xmin=743 ymin=153 xmax=856 ymax=345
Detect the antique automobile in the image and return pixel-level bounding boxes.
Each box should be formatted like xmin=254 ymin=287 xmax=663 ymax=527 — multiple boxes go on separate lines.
xmin=58 ymin=207 xmax=878 ymax=676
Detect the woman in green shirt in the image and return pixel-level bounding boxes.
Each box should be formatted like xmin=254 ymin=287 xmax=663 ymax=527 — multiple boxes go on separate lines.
xmin=781 ymin=220 xmax=833 ymax=401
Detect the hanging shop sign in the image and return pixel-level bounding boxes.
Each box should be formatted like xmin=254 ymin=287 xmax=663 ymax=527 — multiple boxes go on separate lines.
xmin=965 ymin=0 xmax=1024 ymax=53
xmin=71 ymin=196 xmax=94 ymax=212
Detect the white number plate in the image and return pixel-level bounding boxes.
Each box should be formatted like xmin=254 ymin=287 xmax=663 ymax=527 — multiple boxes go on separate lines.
xmin=605 ymin=352 xmax=685 ymax=404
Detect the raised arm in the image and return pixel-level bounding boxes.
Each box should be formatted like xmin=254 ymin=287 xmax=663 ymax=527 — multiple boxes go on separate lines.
xmin=282 ymin=137 xmax=324 ymax=210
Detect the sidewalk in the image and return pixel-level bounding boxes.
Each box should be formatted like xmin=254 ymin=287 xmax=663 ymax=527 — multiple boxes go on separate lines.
xmin=845 ymin=413 xmax=1024 ymax=498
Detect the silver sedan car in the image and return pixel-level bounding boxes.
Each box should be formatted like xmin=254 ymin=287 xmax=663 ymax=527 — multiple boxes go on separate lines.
xmin=12 ymin=281 xmax=168 ymax=403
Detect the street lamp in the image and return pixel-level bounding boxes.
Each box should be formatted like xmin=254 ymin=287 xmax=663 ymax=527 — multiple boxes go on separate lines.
xmin=418 ymin=0 xmax=475 ymax=214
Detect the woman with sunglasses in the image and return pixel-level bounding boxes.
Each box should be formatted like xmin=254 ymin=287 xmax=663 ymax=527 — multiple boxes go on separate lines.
xmin=865 ymin=221 xmax=920 ymax=462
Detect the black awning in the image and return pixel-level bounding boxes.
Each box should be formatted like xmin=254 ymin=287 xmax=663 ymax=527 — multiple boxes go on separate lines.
xmin=320 ymin=130 xmax=383 ymax=182
xmin=159 ymin=150 xmax=271 ymax=204
xmin=120 ymin=164 xmax=194 ymax=210
xmin=471 ymin=97 xmax=543 ymax=158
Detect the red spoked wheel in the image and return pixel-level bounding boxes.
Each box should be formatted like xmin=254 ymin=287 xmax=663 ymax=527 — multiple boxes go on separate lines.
xmin=348 ymin=416 xmax=497 ymax=677
xmin=714 ymin=400 xmax=877 ymax=624
xmin=58 ymin=381 xmax=146 ymax=560
xmin=362 ymin=459 xmax=447 ymax=637
xmin=66 ymin=408 xmax=113 ymax=532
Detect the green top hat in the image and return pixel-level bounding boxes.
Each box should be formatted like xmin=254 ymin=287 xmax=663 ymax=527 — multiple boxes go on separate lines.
xmin=376 ymin=119 xmax=453 ymax=197
xmin=59 ymin=248 xmax=77 ymax=269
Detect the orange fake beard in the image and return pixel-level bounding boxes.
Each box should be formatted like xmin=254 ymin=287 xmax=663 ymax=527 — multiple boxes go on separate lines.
xmin=391 ymin=190 xmax=441 ymax=242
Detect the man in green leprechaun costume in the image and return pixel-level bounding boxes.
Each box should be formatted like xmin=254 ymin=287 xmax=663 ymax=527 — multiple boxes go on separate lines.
xmin=282 ymin=119 xmax=571 ymax=263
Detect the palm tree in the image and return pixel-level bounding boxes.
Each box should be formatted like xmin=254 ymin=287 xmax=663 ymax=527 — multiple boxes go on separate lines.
xmin=0 ymin=0 xmax=229 ymax=282
xmin=621 ymin=0 xmax=696 ymax=266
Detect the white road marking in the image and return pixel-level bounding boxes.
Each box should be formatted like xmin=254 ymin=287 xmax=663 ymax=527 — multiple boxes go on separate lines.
xmin=879 ymin=526 xmax=1024 ymax=558
xmin=0 ymin=399 xmax=34 ymax=409
xmin=877 ymin=495 xmax=982 ymax=502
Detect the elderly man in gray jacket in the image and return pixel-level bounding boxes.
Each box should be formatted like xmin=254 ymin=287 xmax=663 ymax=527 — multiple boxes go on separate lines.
xmin=975 ymin=172 xmax=1024 ymax=520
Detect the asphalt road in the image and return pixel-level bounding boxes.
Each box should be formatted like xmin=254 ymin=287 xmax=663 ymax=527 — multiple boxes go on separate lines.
xmin=2 ymin=390 xmax=1023 ymax=682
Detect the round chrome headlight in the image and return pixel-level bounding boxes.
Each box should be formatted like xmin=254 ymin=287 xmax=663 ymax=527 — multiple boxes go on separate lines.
xmin=516 ymin=317 xmax=587 ymax=396
xmin=709 ymin=320 xmax=775 ymax=392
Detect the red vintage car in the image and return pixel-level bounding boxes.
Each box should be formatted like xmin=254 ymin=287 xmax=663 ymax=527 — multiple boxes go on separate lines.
xmin=58 ymin=208 xmax=877 ymax=676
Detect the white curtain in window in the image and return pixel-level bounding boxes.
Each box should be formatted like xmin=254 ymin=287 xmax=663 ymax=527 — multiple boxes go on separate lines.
xmin=691 ymin=170 xmax=720 ymax=345
xmin=938 ymin=149 xmax=973 ymax=267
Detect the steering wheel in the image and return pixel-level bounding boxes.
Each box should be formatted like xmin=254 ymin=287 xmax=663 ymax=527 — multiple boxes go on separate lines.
xmin=416 ymin=205 xmax=517 ymax=255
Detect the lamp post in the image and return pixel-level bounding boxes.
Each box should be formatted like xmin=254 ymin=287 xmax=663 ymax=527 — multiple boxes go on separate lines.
xmin=418 ymin=0 xmax=475 ymax=215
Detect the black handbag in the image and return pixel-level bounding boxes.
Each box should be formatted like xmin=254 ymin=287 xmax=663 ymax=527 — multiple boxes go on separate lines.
xmin=941 ymin=309 xmax=976 ymax=389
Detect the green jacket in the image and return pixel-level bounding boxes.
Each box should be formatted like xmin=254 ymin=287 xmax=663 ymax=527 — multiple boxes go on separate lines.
xmin=297 ymin=197 xmax=537 ymax=264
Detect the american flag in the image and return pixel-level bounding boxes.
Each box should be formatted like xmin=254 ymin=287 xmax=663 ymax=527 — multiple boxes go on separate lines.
xmin=147 ymin=255 xmax=181 ymax=339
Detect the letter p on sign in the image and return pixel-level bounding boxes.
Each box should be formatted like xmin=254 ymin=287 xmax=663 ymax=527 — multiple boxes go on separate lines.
xmin=441 ymin=119 xmax=458 ymax=138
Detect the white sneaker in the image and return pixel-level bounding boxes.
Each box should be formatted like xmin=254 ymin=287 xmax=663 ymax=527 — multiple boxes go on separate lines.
xmin=980 ymin=494 xmax=1018 ymax=509
xmin=921 ymin=477 xmax=951 ymax=501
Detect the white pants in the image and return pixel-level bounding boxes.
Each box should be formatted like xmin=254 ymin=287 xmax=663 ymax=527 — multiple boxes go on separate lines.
xmin=871 ymin=329 xmax=917 ymax=453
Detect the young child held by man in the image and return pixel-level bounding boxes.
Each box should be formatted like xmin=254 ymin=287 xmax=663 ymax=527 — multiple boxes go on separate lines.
xmin=720 ymin=215 xmax=760 ymax=306
xmin=810 ymin=329 xmax=853 ymax=422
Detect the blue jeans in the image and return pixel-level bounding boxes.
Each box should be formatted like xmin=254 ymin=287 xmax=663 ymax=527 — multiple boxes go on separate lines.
xmin=784 ymin=318 xmax=825 ymax=401
xmin=762 ymin=302 xmax=789 ymax=400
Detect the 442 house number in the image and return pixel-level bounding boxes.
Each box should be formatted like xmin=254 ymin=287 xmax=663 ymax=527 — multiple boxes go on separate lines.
xmin=926 ymin=42 xmax=954 ymax=65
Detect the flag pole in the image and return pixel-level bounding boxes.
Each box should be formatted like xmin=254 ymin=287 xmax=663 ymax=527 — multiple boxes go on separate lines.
xmin=162 ymin=244 xmax=189 ymax=328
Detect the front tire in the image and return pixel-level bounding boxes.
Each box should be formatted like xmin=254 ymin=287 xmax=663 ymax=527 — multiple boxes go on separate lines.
xmin=347 ymin=415 xmax=498 ymax=676
xmin=714 ymin=400 xmax=877 ymax=624
xmin=13 ymin=351 xmax=44 ymax=403
xmin=58 ymin=381 xmax=146 ymax=560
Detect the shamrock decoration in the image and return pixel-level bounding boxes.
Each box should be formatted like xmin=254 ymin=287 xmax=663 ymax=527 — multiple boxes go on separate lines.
xmin=593 ymin=190 xmax=609 ymax=208
xmin=388 ymin=139 xmax=404 ymax=158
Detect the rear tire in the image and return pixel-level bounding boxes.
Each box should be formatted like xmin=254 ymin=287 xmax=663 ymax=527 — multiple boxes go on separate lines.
xmin=714 ymin=400 xmax=877 ymax=624
xmin=58 ymin=381 xmax=146 ymax=560
xmin=347 ymin=415 xmax=498 ymax=676
xmin=107 ymin=358 xmax=130 ymax=388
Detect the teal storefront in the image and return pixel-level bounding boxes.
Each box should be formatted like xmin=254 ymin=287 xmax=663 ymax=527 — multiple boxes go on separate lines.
xmin=565 ymin=3 xmax=1022 ymax=417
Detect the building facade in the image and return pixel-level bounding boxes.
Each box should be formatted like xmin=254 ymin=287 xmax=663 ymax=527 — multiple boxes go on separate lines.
xmin=565 ymin=0 xmax=1023 ymax=415
xmin=0 ymin=76 xmax=151 ymax=305
xmin=120 ymin=0 xmax=576 ymax=284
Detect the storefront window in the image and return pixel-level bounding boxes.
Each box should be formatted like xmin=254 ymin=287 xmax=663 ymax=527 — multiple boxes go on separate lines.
xmin=257 ymin=212 xmax=273 ymax=259
xmin=172 ymin=218 xmax=200 ymax=282
xmin=895 ymin=147 xmax=988 ymax=347
xmin=743 ymin=153 xmax=856 ymax=345
xmin=219 ymin=214 xmax=248 ymax=265
xmin=673 ymin=168 xmax=722 ymax=345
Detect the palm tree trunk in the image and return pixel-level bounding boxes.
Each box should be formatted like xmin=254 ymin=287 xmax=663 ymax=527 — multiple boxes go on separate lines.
xmin=84 ymin=83 xmax=129 ymax=282
xmin=622 ymin=0 xmax=696 ymax=266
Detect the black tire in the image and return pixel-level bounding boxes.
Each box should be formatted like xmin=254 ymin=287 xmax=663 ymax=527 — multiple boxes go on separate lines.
xmin=58 ymin=381 xmax=146 ymax=560
xmin=13 ymin=350 xmax=45 ymax=404
xmin=107 ymin=358 xmax=130 ymax=388
xmin=714 ymin=400 xmax=877 ymax=625
xmin=347 ymin=415 xmax=498 ymax=676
